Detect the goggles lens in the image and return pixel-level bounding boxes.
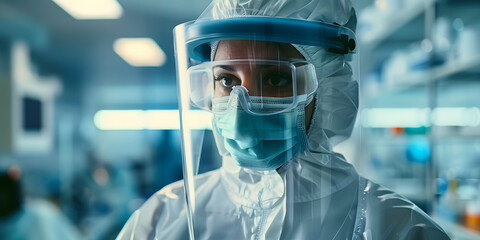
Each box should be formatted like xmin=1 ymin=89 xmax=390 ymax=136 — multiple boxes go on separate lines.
xmin=188 ymin=60 xmax=317 ymax=114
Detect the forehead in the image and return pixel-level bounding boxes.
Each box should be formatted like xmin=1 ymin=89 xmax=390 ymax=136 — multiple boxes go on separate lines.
xmin=214 ymin=40 xmax=304 ymax=61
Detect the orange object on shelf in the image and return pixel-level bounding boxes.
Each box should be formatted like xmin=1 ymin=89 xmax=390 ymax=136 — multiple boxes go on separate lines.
xmin=464 ymin=213 xmax=480 ymax=232
xmin=391 ymin=127 xmax=404 ymax=136
xmin=464 ymin=201 xmax=480 ymax=232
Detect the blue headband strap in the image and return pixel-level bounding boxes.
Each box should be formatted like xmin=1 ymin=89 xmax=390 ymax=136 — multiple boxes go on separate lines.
xmin=176 ymin=16 xmax=356 ymax=61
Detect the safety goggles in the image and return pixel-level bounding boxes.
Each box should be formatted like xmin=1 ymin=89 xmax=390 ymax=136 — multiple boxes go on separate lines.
xmin=187 ymin=59 xmax=318 ymax=115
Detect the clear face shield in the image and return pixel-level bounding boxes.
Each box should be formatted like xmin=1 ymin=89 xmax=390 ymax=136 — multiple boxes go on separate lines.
xmin=174 ymin=17 xmax=357 ymax=239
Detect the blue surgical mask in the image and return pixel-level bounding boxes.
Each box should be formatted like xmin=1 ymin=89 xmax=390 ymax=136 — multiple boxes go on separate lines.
xmin=213 ymin=94 xmax=307 ymax=171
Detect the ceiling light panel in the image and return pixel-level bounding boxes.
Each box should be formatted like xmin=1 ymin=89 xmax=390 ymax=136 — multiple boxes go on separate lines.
xmin=113 ymin=38 xmax=167 ymax=67
xmin=52 ymin=0 xmax=123 ymax=20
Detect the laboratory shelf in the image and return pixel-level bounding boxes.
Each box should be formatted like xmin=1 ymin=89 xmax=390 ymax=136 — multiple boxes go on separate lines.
xmin=434 ymin=217 xmax=480 ymax=240
xmin=435 ymin=127 xmax=480 ymax=139
xmin=360 ymin=0 xmax=436 ymax=50
xmin=367 ymin=54 xmax=480 ymax=100
xmin=432 ymin=56 xmax=480 ymax=81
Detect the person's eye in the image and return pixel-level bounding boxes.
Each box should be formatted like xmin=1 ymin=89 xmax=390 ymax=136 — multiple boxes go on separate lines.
xmin=265 ymin=73 xmax=291 ymax=87
xmin=215 ymin=73 xmax=240 ymax=88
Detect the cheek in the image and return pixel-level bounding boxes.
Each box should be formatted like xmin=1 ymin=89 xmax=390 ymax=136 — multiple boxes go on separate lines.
xmin=214 ymin=81 xmax=233 ymax=97
xmin=214 ymin=81 xmax=224 ymax=97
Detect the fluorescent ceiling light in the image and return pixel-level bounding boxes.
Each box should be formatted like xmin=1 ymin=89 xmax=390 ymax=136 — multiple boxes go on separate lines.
xmin=361 ymin=107 xmax=480 ymax=128
xmin=113 ymin=38 xmax=167 ymax=67
xmin=361 ymin=108 xmax=430 ymax=128
xmin=432 ymin=107 xmax=480 ymax=127
xmin=52 ymin=0 xmax=123 ymax=20
xmin=94 ymin=110 xmax=212 ymax=130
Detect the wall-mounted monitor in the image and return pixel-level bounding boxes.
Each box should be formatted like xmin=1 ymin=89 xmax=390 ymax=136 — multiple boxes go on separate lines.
xmin=22 ymin=97 xmax=43 ymax=132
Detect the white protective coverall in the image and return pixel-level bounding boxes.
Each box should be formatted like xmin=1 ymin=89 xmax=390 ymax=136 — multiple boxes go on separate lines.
xmin=117 ymin=0 xmax=450 ymax=239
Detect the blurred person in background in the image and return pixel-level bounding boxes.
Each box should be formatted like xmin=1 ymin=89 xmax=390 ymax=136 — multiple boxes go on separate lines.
xmin=71 ymin=150 xmax=139 ymax=240
xmin=0 ymin=164 xmax=81 ymax=240
xmin=117 ymin=0 xmax=450 ymax=239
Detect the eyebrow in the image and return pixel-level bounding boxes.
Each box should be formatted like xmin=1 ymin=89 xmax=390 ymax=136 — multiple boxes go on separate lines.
xmin=213 ymin=65 xmax=236 ymax=72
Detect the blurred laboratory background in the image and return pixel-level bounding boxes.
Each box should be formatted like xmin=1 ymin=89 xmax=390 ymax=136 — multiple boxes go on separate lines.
xmin=0 ymin=0 xmax=479 ymax=239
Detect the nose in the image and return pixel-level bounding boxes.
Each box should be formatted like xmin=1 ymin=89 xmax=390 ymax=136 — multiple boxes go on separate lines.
xmin=240 ymin=72 xmax=259 ymax=96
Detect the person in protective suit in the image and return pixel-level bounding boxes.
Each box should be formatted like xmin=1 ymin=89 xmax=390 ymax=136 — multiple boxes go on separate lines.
xmin=117 ymin=0 xmax=450 ymax=239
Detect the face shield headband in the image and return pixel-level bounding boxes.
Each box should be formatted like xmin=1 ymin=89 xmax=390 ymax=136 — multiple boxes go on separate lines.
xmin=177 ymin=16 xmax=357 ymax=63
